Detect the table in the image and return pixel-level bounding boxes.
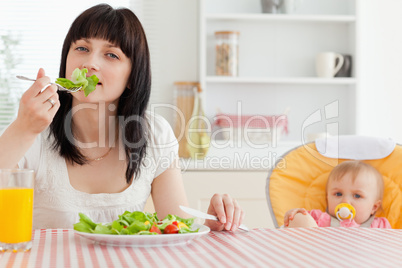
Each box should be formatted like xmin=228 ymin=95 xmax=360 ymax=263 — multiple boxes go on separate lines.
xmin=1 ymin=228 xmax=402 ymax=267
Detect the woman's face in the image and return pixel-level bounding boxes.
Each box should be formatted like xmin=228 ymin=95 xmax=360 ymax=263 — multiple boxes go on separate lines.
xmin=66 ymin=38 xmax=131 ymax=105
xmin=327 ymin=170 xmax=381 ymax=224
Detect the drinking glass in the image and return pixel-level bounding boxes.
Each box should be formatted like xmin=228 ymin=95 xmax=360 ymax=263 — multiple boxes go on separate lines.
xmin=0 ymin=169 xmax=34 ymax=251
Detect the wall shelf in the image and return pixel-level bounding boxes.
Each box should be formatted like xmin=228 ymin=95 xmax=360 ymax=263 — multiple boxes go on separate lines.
xmin=199 ymin=0 xmax=357 ymax=141
xmin=206 ymin=76 xmax=357 ymax=85
xmin=206 ymin=14 xmax=356 ymax=23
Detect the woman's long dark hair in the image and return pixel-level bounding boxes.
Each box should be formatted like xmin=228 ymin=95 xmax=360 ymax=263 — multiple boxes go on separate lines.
xmin=50 ymin=4 xmax=151 ymax=184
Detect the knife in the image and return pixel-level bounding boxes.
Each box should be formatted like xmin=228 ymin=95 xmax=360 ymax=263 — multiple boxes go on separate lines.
xmin=179 ymin=205 xmax=249 ymax=232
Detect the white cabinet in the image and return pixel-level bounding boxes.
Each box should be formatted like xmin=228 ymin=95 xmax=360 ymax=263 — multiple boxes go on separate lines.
xmin=182 ymin=171 xmax=274 ymax=229
xmin=199 ymin=0 xmax=357 ymax=142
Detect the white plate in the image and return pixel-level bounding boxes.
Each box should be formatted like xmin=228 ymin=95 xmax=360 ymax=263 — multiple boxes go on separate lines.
xmin=74 ymin=224 xmax=210 ymax=247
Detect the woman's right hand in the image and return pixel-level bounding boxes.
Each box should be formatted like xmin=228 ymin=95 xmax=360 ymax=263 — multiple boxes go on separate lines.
xmin=284 ymin=208 xmax=308 ymax=227
xmin=15 ymin=68 xmax=60 ymax=135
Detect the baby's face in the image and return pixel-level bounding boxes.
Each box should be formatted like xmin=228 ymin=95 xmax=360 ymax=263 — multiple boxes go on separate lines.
xmin=327 ymin=170 xmax=381 ymax=224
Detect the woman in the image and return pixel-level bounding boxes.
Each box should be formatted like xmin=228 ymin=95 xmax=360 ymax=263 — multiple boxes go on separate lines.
xmin=0 ymin=4 xmax=244 ymax=231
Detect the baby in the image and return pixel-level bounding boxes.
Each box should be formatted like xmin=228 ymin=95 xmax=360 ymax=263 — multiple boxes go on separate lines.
xmin=284 ymin=160 xmax=391 ymax=228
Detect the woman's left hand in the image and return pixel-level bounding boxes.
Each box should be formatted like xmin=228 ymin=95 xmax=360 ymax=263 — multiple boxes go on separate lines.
xmin=205 ymin=193 xmax=245 ymax=231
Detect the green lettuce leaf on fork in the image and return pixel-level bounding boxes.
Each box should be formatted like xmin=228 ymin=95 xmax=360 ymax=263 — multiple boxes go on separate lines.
xmin=56 ymin=68 xmax=99 ymax=97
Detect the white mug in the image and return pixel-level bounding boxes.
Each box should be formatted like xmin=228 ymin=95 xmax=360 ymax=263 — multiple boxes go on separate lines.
xmin=282 ymin=0 xmax=302 ymax=14
xmin=315 ymin=52 xmax=344 ymax=78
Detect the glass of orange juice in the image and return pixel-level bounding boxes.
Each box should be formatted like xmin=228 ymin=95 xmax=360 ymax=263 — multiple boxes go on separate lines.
xmin=0 ymin=169 xmax=34 ymax=251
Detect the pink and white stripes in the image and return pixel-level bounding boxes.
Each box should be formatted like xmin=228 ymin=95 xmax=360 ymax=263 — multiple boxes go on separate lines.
xmin=1 ymin=228 xmax=402 ymax=267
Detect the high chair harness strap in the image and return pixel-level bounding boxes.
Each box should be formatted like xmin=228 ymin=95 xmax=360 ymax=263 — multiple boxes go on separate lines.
xmin=330 ymin=215 xmax=375 ymax=228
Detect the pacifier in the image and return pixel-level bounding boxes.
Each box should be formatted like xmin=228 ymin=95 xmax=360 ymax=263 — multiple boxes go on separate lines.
xmin=335 ymin=203 xmax=356 ymax=221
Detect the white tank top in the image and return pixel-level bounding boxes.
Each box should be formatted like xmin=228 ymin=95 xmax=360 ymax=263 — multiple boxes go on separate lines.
xmin=18 ymin=112 xmax=178 ymax=229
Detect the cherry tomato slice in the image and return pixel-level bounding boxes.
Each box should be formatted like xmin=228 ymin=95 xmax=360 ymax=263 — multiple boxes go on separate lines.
xmin=150 ymin=223 xmax=161 ymax=234
xmin=163 ymin=224 xmax=179 ymax=234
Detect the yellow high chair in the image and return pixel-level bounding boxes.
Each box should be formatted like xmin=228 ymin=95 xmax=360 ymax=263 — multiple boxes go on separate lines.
xmin=266 ymin=136 xmax=402 ymax=229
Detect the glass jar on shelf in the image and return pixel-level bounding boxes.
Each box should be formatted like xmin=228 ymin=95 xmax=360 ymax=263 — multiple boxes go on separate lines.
xmin=215 ymin=31 xmax=239 ymax=76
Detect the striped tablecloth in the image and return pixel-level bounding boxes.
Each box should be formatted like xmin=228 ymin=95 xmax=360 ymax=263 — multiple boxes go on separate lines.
xmin=1 ymin=227 xmax=402 ymax=267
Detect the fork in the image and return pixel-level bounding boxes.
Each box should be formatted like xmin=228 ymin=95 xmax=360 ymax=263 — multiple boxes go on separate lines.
xmin=16 ymin=75 xmax=82 ymax=93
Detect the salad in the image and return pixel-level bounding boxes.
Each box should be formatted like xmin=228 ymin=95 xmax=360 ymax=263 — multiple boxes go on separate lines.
xmin=73 ymin=211 xmax=199 ymax=235
xmin=56 ymin=68 xmax=99 ymax=97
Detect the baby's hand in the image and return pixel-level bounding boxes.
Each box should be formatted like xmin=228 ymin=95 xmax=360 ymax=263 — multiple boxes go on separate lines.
xmin=284 ymin=208 xmax=308 ymax=227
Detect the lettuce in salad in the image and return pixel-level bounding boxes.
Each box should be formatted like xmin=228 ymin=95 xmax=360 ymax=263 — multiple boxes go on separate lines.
xmin=73 ymin=211 xmax=199 ymax=235
xmin=56 ymin=68 xmax=98 ymax=97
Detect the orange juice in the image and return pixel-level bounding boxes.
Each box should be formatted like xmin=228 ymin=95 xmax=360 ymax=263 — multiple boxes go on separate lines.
xmin=0 ymin=188 xmax=34 ymax=243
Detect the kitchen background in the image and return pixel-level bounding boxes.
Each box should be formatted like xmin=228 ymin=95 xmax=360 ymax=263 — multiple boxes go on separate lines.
xmin=1 ymin=0 xmax=402 ymax=228
xmin=0 ymin=0 xmax=402 ymax=141
xmin=2 ymin=0 xmax=402 ymax=141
